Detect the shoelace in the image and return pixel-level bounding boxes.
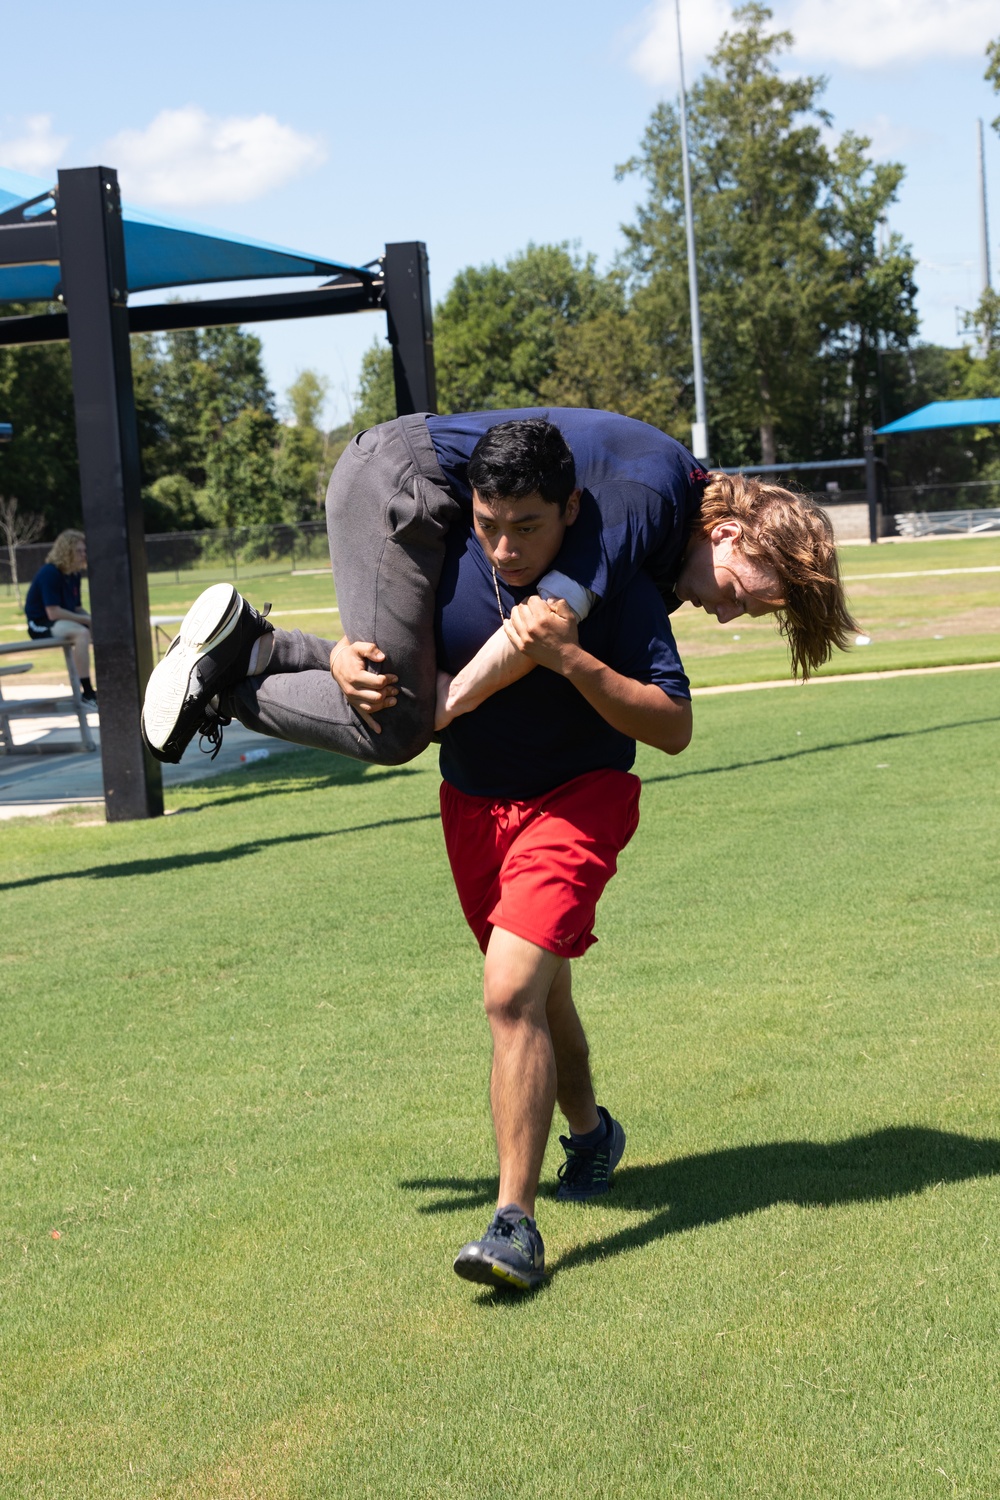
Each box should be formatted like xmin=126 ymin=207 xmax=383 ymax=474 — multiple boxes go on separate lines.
xmin=557 ymin=1140 xmax=608 ymax=1185
xmin=197 ymin=707 xmax=232 ymax=760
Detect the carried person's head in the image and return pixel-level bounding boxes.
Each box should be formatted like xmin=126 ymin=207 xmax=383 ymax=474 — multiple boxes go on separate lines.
xmin=676 ymin=474 xmax=858 ymax=678
xmin=467 ymin=420 xmax=581 ymax=588
xmin=46 ymin=530 xmax=87 ymax=574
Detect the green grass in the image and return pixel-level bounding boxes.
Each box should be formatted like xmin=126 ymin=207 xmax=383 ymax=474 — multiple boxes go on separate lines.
xmin=3 ymin=671 xmax=1000 ymax=1496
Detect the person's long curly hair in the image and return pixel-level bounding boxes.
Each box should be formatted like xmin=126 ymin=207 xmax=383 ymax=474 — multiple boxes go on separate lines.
xmin=46 ymin=530 xmax=85 ymax=574
xmin=698 ymin=474 xmax=859 ymax=679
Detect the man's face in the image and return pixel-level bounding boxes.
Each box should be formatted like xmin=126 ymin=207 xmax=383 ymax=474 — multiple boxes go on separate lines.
xmin=471 ymin=488 xmax=580 ymax=588
xmin=72 ymin=540 xmax=87 ymax=571
xmin=675 ymin=522 xmax=783 ymax=624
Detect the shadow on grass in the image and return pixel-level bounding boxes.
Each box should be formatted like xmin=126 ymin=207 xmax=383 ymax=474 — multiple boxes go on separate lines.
xmin=403 ymin=1126 xmax=1000 ymax=1285
xmin=172 ymin=760 xmax=422 ymax=815
xmin=0 ymin=810 xmax=440 ymax=891
xmin=641 ymin=715 xmax=1000 ymax=787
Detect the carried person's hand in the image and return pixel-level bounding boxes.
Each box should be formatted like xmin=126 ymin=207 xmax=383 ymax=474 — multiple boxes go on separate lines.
xmin=502 ymin=595 xmax=579 ymax=672
xmin=330 ymin=638 xmax=398 ymax=734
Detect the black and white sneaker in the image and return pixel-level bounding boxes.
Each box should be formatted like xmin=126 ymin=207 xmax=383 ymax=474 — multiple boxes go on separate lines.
xmin=141 ymin=583 xmax=272 ymax=764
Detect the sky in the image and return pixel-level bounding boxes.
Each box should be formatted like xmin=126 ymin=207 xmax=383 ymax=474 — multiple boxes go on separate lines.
xmin=2 ymin=0 xmax=998 ymax=427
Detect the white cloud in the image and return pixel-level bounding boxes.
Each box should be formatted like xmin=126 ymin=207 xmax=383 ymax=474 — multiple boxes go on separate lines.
xmin=788 ymin=0 xmax=999 ymax=68
xmin=104 ymin=106 xmax=326 ymax=208
xmin=629 ymin=0 xmax=999 ymax=86
xmin=0 ymin=115 xmax=70 ymax=175
xmin=628 ymin=0 xmax=733 ymax=91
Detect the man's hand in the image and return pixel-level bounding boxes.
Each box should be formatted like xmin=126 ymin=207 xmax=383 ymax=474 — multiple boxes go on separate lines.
xmin=502 ymin=595 xmax=580 ymax=674
xmin=329 ymin=637 xmax=398 ymax=735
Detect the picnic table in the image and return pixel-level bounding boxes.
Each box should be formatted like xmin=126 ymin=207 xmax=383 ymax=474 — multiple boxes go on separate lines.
xmin=0 ymin=637 xmax=98 ymax=754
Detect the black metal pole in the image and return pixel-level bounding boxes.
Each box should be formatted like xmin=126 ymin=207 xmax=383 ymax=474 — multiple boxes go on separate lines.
xmin=863 ymin=425 xmax=880 ymax=545
xmin=383 ymin=242 xmax=436 ymax=415
xmin=58 ymin=166 xmax=163 ymax=820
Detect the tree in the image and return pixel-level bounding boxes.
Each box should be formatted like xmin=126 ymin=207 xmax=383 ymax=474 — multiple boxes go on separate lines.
xmin=539 ymin=299 xmax=683 ymax=431
xmin=205 ymin=406 xmax=282 ymax=528
xmin=617 ymin=4 xmax=916 ymax=464
xmin=353 ymin=341 xmax=397 ymax=431
xmin=0 ymin=494 xmax=45 ymax=605
xmin=353 ymin=243 xmax=653 ymax=429
xmin=820 ymin=133 xmax=918 ymax=450
xmin=132 ymin=325 xmax=275 ymax=495
xmin=987 ymin=35 xmax=1000 ymax=132
xmin=434 ymin=243 xmax=620 ymax=412
xmin=275 ymin=370 xmax=331 ymax=523
xmin=0 ymin=309 xmax=80 ymax=533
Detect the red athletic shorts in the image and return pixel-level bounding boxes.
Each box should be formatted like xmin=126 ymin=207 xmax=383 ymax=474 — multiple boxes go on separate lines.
xmin=439 ymin=768 xmax=642 ymax=959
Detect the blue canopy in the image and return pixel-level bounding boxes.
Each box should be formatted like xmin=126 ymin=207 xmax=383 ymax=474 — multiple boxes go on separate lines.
xmin=0 ymin=166 xmax=369 ymax=303
xmin=875 ymin=399 xmax=1000 ymax=435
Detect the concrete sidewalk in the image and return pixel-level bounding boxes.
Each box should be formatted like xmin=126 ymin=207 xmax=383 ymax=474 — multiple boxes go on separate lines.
xmin=0 ymin=685 xmax=304 ymax=820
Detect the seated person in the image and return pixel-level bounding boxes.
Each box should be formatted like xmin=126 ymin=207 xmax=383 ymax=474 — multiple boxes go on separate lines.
xmin=140 ymin=410 xmax=858 ymax=765
xmin=24 ymin=529 xmax=97 ymax=705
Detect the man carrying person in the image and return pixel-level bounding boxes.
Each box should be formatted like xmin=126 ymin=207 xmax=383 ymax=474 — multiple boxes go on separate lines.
xmin=399 ymin=419 xmax=696 ymax=1289
xmin=141 ymin=407 xmax=857 ymax=770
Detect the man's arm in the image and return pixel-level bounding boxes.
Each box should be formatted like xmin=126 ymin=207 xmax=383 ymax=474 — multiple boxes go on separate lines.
xmin=45 ymin=604 xmax=91 ymax=624
xmin=503 ymin=596 xmax=691 ymax=756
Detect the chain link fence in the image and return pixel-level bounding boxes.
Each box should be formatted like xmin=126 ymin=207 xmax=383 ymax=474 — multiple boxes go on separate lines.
xmin=2 ymin=520 xmax=331 ymax=592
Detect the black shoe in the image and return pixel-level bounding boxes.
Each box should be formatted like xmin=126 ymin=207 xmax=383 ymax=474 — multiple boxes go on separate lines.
xmin=141 ymin=584 xmax=272 ymax=764
xmin=453 ymin=1207 xmax=545 ymax=1291
xmin=556 ymin=1106 xmax=626 ymax=1201
xmin=80 ymin=687 xmax=98 ymax=707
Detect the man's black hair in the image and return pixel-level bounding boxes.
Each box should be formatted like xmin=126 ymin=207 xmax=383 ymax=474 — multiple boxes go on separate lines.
xmin=467 ymin=419 xmax=577 ymax=513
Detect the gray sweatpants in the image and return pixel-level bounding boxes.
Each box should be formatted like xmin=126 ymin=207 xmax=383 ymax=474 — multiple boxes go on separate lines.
xmin=224 ymin=413 xmax=461 ymax=765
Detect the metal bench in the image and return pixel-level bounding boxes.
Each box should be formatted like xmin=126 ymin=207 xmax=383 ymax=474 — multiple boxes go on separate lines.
xmin=0 ymin=638 xmax=98 ymax=754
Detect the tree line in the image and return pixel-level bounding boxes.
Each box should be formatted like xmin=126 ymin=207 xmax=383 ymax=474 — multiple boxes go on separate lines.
xmin=1 ymin=4 xmax=998 ymax=540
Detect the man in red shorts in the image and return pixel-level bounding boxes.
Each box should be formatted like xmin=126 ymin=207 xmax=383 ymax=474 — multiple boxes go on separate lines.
xmin=340 ymin=420 xmax=748 ymax=1291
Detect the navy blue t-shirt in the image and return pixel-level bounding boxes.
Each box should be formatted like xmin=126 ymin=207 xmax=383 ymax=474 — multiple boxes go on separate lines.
xmin=436 ymin=523 xmax=690 ymax=800
xmin=426 ymin=407 xmax=707 ymax=609
xmin=24 ymin=563 xmax=82 ymax=627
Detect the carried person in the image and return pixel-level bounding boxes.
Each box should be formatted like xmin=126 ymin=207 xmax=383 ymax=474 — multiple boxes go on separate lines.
xmin=140 ymin=408 xmax=858 ymax=767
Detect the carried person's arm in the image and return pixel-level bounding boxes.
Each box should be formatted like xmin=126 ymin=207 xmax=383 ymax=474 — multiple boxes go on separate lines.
xmin=438 ymin=573 xmax=596 ymax=727
xmin=502 ymin=596 xmax=692 ymax=756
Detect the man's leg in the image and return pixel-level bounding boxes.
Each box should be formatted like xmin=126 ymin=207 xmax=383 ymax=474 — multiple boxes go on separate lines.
xmin=545 ymin=961 xmax=601 ymax=1138
xmin=482 ymin=926 xmax=565 ymax=1217
xmin=144 ymin=414 xmax=460 ymax=767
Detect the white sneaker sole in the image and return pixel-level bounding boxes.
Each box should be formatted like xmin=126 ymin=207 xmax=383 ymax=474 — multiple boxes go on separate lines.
xmin=142 ymin=583 xmax=240 ymax=750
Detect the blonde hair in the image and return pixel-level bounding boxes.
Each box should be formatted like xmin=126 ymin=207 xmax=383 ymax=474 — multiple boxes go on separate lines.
xmin=46 ymin=530 xmax=85 ymax=573
xmin=699 ymin=474 xmax=859 ymax=679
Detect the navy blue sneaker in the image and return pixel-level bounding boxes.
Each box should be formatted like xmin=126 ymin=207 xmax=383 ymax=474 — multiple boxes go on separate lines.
xmin=453 ymin=1207 xmax=545 ymax=1291
xmin=142 ymin=583 xmax=272 ymax=764
xmin=556 ymin=1106 xmax=626 ymax=1201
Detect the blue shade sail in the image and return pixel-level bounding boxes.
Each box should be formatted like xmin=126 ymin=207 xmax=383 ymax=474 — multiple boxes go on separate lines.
xmin=0 ymin=167 xmax=369 ymax=303
xmin=875 ymin=399 xmax=1000 ymax=435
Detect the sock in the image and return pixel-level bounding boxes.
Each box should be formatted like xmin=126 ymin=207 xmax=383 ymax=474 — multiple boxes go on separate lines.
xmin=496 ymin=1202 xmax=533 ymax=1226
xmin=80 ymin=676 xmax=94 ymax=695
xmin=570 ymin=1113 xmax=610 ymax=1149
xmin=247 ymin=633 xmax=274 ymax=677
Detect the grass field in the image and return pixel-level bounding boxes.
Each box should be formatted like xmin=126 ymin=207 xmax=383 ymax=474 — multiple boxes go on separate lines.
xmin=3 ymin=535 xmax=999 ymax=690
xmin=2 ymin=669 xmax=999 ymax=1496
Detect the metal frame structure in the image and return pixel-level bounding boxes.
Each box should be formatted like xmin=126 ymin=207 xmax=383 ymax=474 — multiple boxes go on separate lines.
xmin=721 ymin=435 xmax=889 ymax=546
xmin=0 ymin=165 xmax=436 ymax=821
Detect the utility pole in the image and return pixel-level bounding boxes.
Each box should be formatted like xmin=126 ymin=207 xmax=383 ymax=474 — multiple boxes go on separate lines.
xmin=978 ymin=118 xmax=992 ymax=298
xmin=675 ymin=0 xmax=708 ymax=463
